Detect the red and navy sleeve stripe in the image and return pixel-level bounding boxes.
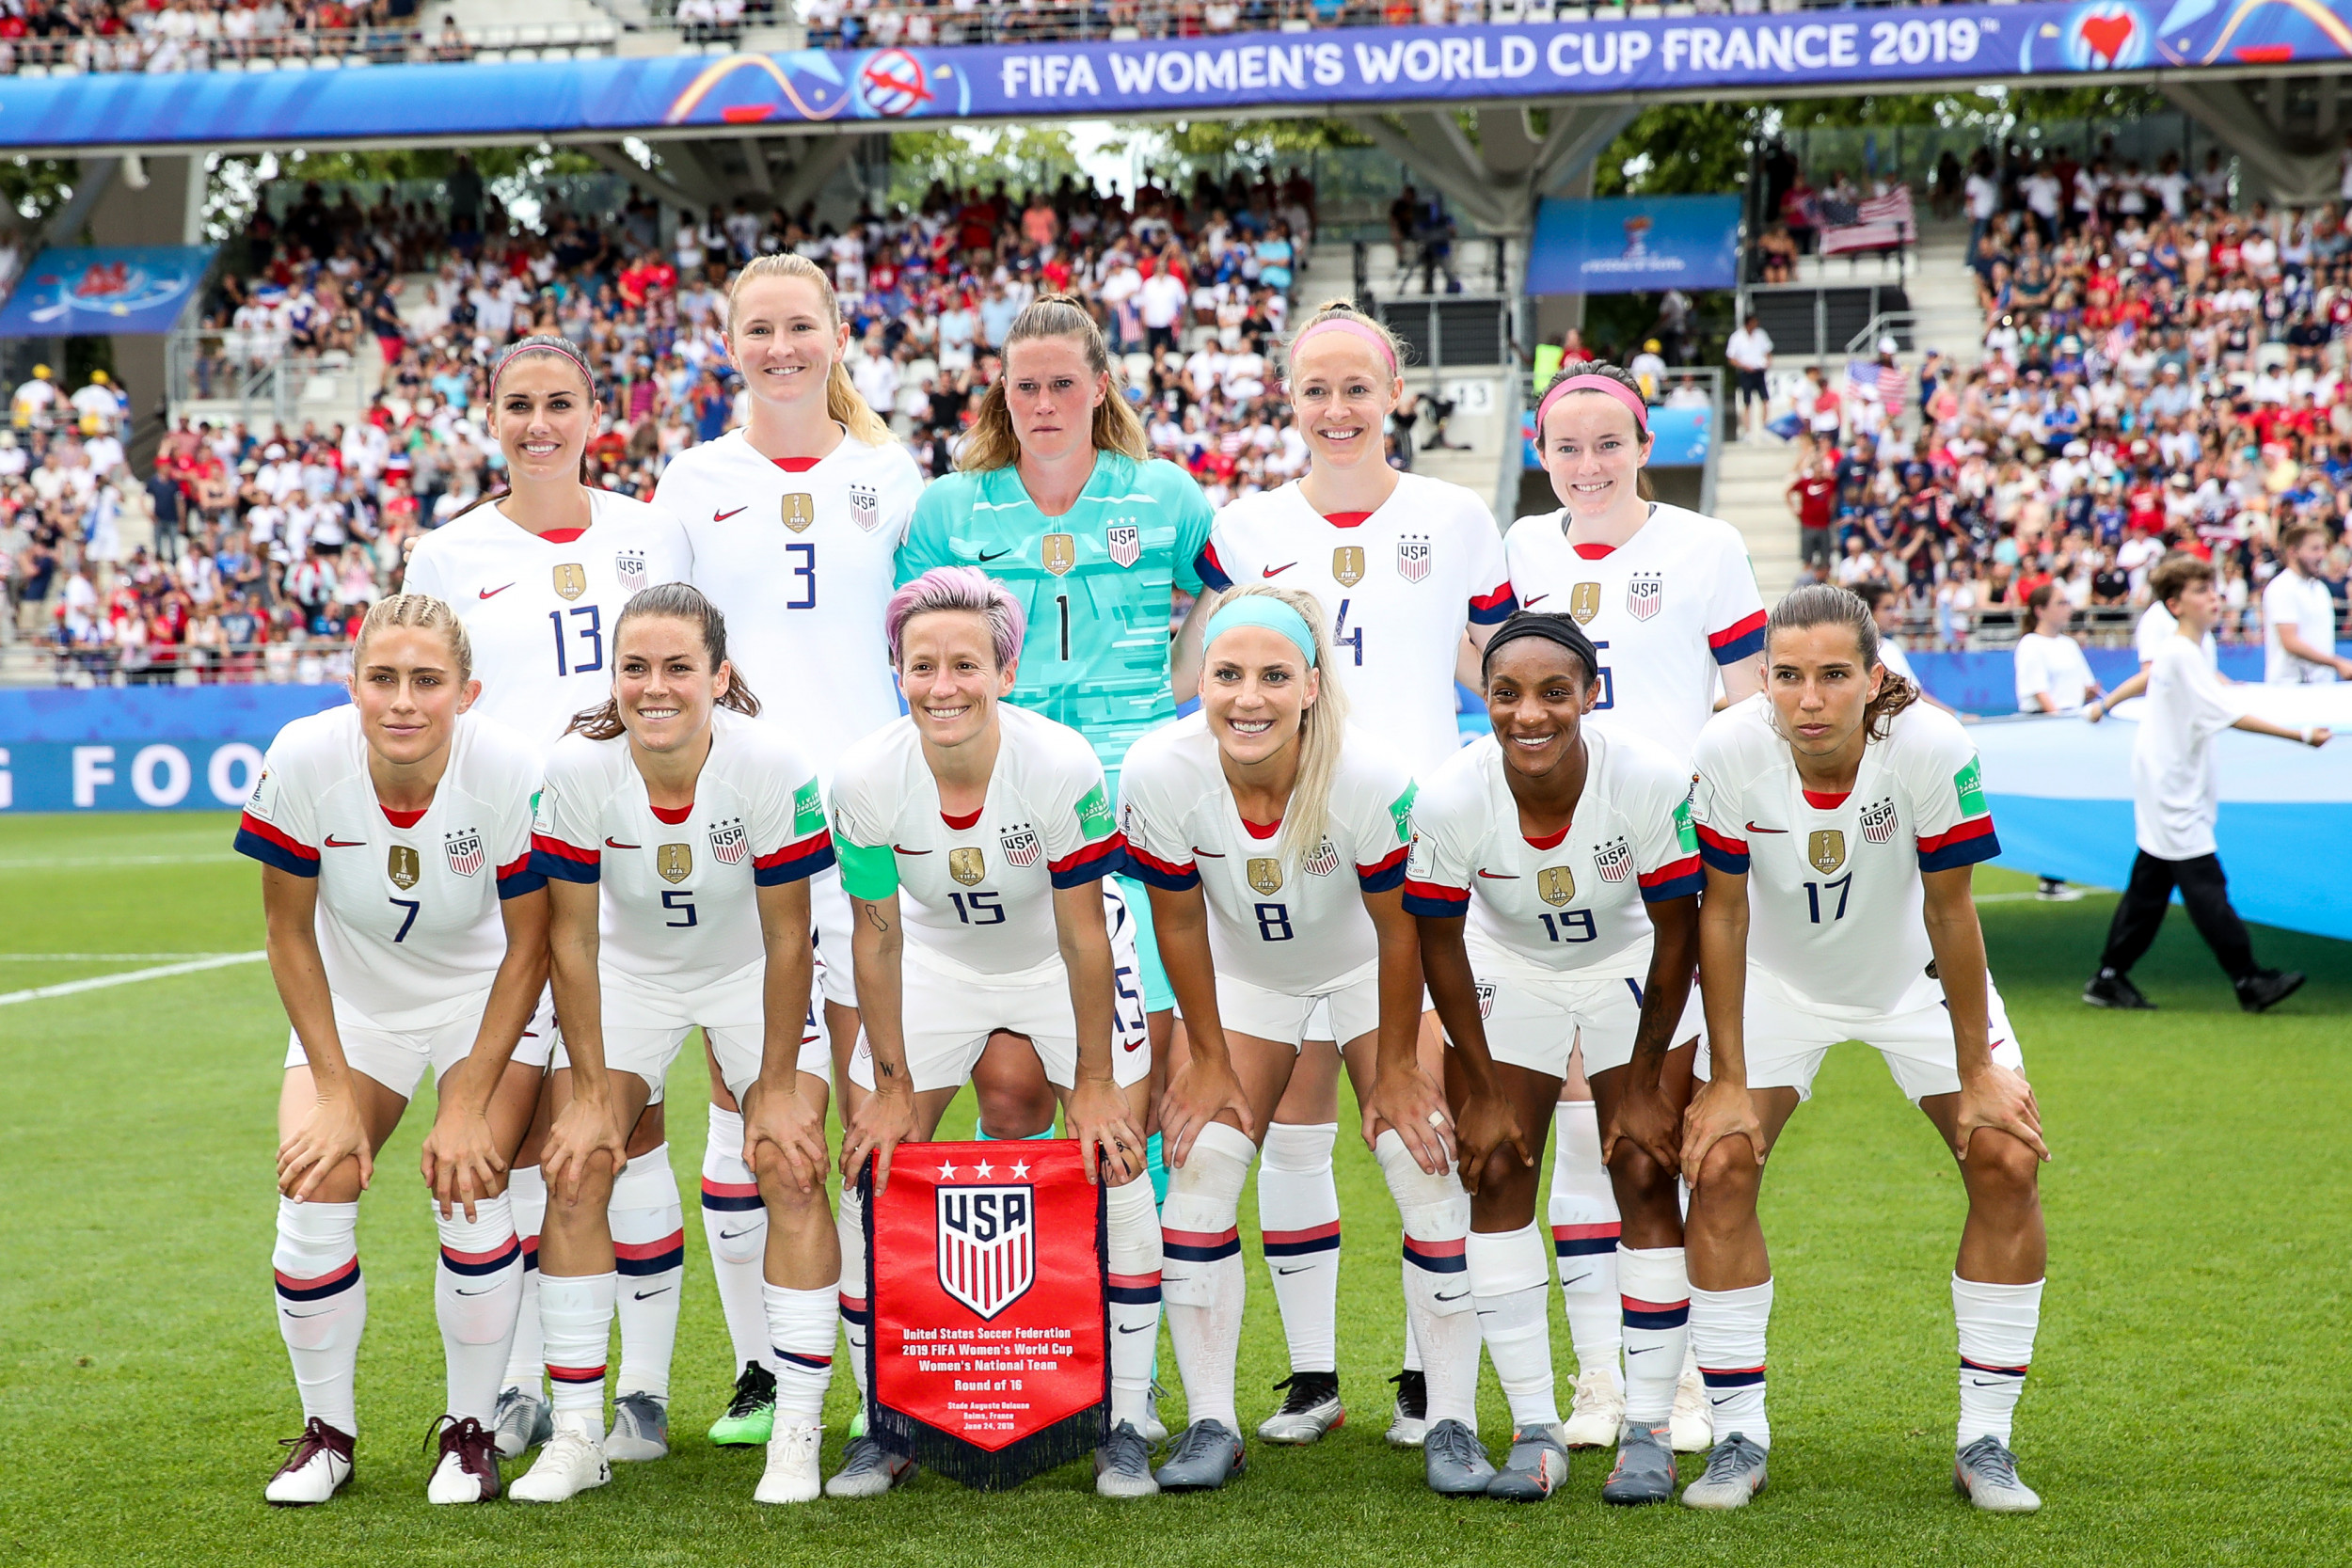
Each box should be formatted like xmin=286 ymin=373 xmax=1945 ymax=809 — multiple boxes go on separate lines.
xmin=755 ymin=828 xmax=837 ymax=886
xmin=1916 ymin=816 xmax=1999 ymax=872
xmin=1124 ymin=841 xmax=1200 ymax=892
xmin=1469 ymin=580 xmax=1518 ymax=626
xmin=1695 ymin=822 xmax=1750 ymax=875
xmin=235 ymin=812 xmax=319 ymax=878
xmin=530 ymin=832 xmax=600 ymax=884
xmin=1195 ymin=542 xmax=1233 ymax=591
xmin=1403 ymin=879 xmax=1470 ymax=919
xmin=496 ymin=850 xmax=546 ymax=899
xmin=1708 ymin=610 xmax=1769 ymax=666
xmin=1637 ymin=852 xmax=1705 ymax=903
xmin=1356 ymin=843 xmax=1409 ymax=894
xmin=1049 ymin=831 xmax=1127 ymax=889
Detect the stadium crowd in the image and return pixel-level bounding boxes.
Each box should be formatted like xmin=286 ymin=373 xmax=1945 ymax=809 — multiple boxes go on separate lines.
xmin=0 ymin=0 xmax=466 ymax=73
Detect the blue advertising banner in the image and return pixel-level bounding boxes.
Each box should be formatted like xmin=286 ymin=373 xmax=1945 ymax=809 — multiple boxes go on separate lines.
xmin=0 ymin=687 xmax=347 ymax=813
xmin=1523 ymin=402 xmax=1709 ymax=469
xmin=1529 ymin=196 xmax=1742 ymax=296
xmin=0 ymin=3 xmax=2344 ymax=150
xmin=0 ymin=246 xmax=216 ymax=338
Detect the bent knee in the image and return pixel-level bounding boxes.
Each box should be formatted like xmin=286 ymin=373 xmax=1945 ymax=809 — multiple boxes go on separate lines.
xmin=1694 ymin=1135 xmax=1765 ymax=1196
xmin=1962 ymin=1129 xmax=2042 ymax=1194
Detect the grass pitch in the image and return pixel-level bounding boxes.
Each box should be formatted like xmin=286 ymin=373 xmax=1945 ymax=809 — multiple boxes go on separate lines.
xmin=4 ymin=810 xmax=2348 ymax=1567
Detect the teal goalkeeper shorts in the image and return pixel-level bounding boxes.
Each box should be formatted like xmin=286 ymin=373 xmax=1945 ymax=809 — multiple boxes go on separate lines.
xmin=1116 ymin=872 xmax=1175 ymax=1014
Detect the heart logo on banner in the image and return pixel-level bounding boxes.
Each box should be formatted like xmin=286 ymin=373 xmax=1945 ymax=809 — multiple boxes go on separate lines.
xmin=2080 ymin=12 xmax=2134 ymax=62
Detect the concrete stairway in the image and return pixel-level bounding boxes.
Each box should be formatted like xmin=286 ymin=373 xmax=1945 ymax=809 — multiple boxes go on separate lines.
xmin=1713 ymin=436 xmax=1804 ymax=600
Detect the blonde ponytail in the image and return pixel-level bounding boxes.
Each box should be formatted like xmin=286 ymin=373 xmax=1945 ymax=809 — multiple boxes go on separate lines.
xmin=1200 ymin=582 xmax=1352 ymax=870
xmin=726 ymin=253 xmax=893 ymax=448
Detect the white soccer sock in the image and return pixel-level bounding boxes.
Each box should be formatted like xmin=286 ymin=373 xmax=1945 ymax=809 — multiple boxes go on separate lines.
xmin=1690 ymin=1277 xmax=1772 ymax=1449
xmin=764 ymin=1280 xmax=838 ymax=1420
xmin=1549 ymin=1101 xmax=1623 ymax=1392
xmin=1617 ymin=1244 xmax=1691 ymax=1428
xmin=1375 ymin=1130 xmax=1479 ymax=1433
xmin=272 ymin=1197 xmax=365 ymax=1434
xmin=539 ymin=1272 xmax=617 ymax=1416
xmin=700 ymin=1106 xmax=770 ymax=1377
xmin=1954 ymin=1275 xmax=2042 ymax=1449
xmin=1256 ymin=1121 xmax=1341 ymax=1376
xmin=609 ymin=1145 xmax=683 ymax=1402
xmin=1104 ymin=1172 xmax=1165 ymax=1430
xmin=836 ymin=1180 xmax=871 ymax=1401
xmin=1160 ymin=1120 xmax=1255 ymax=1435
xmin=433 ymin=1193 xmax=523 ymax=1424
xmin=1467 ymin=1223 xmax=1557 ymax=1431
xmin=501 ymin=1164 xmax=546 ymax=1397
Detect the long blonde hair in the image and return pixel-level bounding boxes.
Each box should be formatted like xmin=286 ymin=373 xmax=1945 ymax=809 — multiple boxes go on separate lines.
xmin=725 ymin=253 xmax=893 ymax=447
xmin=957 ymin=294 xmax=1149 ymax=473
xmin=1200 ymin=582 xmax=1352 ymax=869
xmin=355 ymin=592 xmax=474 ymax=681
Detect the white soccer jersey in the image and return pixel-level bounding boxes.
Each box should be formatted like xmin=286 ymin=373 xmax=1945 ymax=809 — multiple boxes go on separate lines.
xmin=1403 ymin=730 xmax=1703 ymax=976
xmin=2262 ymin=569 xmax=2340 ymax=685
xmin=400 ymin=490 xmax=694 ymax=752
xmin=1196 ymin=474 xmax=1515 ymax=772
xmin=236 ymin=706 xmax=543 ymax=1033
xmin=1691 ymin=696 xmax=2000 ymax=1016
xmin=529 ymin=707 xmax=834 ymax=992
xmin=2133 ymin=634 xmax=2249 ymax=860
xmin=1503 ymin=502 xmax=1767 ymax=762
xmin=1120 ymin=713 xmax=1416 ymax=994
xmin=658 ymin=428 xmax=927 ymax=782
xmin=829 ymin=705 xmax=1124 ymax=975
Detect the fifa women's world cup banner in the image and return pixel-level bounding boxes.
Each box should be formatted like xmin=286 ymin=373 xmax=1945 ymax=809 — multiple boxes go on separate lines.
xmin=862 ymin=1140 xmax=1108 ymax=1491
xmin=4 ymin=1 xmax=2346 ymax=150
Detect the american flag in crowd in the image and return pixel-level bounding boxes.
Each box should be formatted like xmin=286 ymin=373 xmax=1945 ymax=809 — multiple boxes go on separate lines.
xmin=1819 ymin=185 xmax=1916 ymax=257
xmin=1847 ymin=356 xmax=1909 ymax=407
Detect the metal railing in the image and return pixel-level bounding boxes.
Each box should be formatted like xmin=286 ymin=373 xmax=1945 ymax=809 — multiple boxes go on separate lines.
xmin=166 ymin=331 xmax=370 ymax=434
xmin=0 ymin=20 xmax=620 ymax=77
xmin=23 ymin=638 xmax=359 ymax=688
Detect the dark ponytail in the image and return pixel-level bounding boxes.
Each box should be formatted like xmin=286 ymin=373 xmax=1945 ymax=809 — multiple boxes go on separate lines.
xmin=1765 ymin=583 xmax=1919 ymax=740
xmin=566 ymin=582 xmax=761 ymax=740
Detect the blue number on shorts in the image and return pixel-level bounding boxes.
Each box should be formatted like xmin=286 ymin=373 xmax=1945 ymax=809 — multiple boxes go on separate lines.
xmin=1254 ymin=902 xmax=1295 ymax=942
xmin=1803 ymin=873 xmax=1853 ymax=924
xmin=548 ymin=605 xmax=604 ymax=676
xmin=389 ymin=897 xmax=421 ymax=942
xmin=787 ymin=542 xmax=817 ymax=610
xmin=1333 ymin=597 xmax=1365 ymax=667
xmin=949 ymin=891 xmax=1006 ymax=925
xmin=1590 ymin=639 xmax=1614 ymax=710
xmin=663 ymin=889 xmax=697 ymax=928
xmin=1537 ymin=910 xmax=1597 ymax=943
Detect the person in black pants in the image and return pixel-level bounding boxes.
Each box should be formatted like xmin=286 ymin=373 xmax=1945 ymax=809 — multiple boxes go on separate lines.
xmin=2084 ymin=556 xmax=2331 ymax=1013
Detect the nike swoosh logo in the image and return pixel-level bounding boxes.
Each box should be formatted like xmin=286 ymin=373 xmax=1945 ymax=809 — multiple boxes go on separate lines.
xmin=1708 ymin=1395 xmax=1740 ymax=1407
xmin=1191 ymin=847 xmax=1226 ymax=859
xmin=894 ymin=846 xmax=932 ymax=855
xmin=1559 ymin=1271 xmax=1592 ymax=1290
xmin=1522 ymin=594 xmax=1549 ymax=607
xmin=281 ymin=1307 xmax=334 ymax=1319
xmin=1262 ymin=562 xmax=1295 ymax=578
xmin=1627 ymin=1345 xmax=1660 ymax=1355
xmin=978 ymin=547 xmax=1012 ymax=562
xmin=1435 ymin=1289 xmax=1469 ymax=1303
xmin=1475 ymin=869 xmax=1518 ymax=879
xmin=713 ymin=506 xmax=746 ymax=521
xmin=633 ymin=1287 xmax=674 ymax=1301
xmin=1116 ymin=1323 xmax=1151 ymax=1334
xmin=719 ymin=1227 xmax=760 ymax=1242
xmin=478 ymin=583 xmax=514 ymax=599
xmin=605 ymin=837 xmax=641 ymax=849
xmin=1275 ymin=1265 xmax=1312 ymax=1276
xmin=324 ymin=836 xmax=365 ymax=848
xmin=454 ymin=1286 xmax=501 ymax=1297
xmin=1744 ymin=821 xmax=1788 ymax=834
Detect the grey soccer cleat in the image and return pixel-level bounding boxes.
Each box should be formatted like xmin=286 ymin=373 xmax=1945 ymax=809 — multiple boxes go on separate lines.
xmin=1485 ymin=1424 xmax=1569 ymax=1502
xmin=1422 ymin=1418 xmax=1497 ymax=1496
xmin=1681 ymin=1433 xmax=1769 ymax=1510
xmin=1094 ymin=1420 xmax=1161 ymax=1498
xmin=491 ymin=1386 xmax=552 ymax=1459
xmin=825 ymin=1434 xmax=917 ymax=1498
xmin=1138 ymin=1381 xmax=1169 ymax=1446
xmin=1255 ymin=1371 xmax=1345 ymax=1445
xmin=1954 ymin=1434 xmax=2042 ymax=1513
xmin=1385 ymin=1369 xmax=1429 ymax=1448
xmin=1153 ymin=1419 xmax=1245 ymax=1491
xmin=604 ymin=1391 xmax=670 ymax=1462
xmin=1600 ymin=1419 xmax=1678 ymax=1506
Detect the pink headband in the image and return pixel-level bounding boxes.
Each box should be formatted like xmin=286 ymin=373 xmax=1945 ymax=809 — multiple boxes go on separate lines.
xmin=1288 ymin=317 xmax=1399 ymax=376
xmin=490 ymin=338 xmax=596 ymax=399
xmin=1534 ymin=374 xmax=1648 ymax=439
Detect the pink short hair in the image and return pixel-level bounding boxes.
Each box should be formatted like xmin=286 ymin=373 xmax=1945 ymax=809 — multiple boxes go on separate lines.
xmin=883 ymin=566 xmax=1027 ymax=672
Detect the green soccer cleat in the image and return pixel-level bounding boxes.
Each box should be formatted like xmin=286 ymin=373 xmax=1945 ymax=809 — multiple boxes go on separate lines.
xmin=707 ymin=1363 xmax=777 ymax=1447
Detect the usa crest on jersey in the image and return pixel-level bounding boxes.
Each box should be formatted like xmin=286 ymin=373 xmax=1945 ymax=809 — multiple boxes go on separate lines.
xmin=1627 ymin=571 xmax=1662 ymax=622
xmin=850 ymin=484 xmax=882 ymax=533
xmin=1859 ymin=798 xmax=1899 ymax=846
xmin=1593 ymin=835 xmax=1633 ymax=884
xmin=443 ymin=831 xmax=485 ymax=879
xmin=1303 ymin=837 xmax=1340 ymax=878
xmin=936 ymin=1183 xmax=1036 ymax=1321
xmin=1475 ymin=981 xmax=1496 ymax=1020
xmin=999 ymin=825 xmax=1041 ymax=868
xmin=709 ymin=817 xmax=748 ymax=865
xmin=615 ymin=548 xmax=648 ymax=594
xmin=1397 ymin=534 xmax=1432 ymax=584
xmin=1106 ymin=523 xmax=1140 ymax=569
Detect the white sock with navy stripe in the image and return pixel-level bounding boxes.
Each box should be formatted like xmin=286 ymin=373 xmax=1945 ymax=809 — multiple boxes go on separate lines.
xmin=1954 ymin=1274 xmax=2042 ymax=1449
xmin=1616 ymin=1244 xmax=1691 ymax=1428
xmin=1467 ymin=1222 xmax=1558 ymax=1431
xmin=433 ymin=1193 xmax=523 ymax=1424
xmin=609 ymin=1146 xmax=683 ymax=1403
xmin=1256 ymin=1121 xmax=1341 ymax=1376
xmin=1105 ymin=1172 xmax=1164 ymax=1430
xmin=1375 ymin=1130 xmax=1479 ymax=1433
xmin=700 ymin=1106 xmax=770 ymax=1377
xmin=1690 ymin=1277 xmax=1772 ymax=1449
xmin=501 ymin=1165 xmax=546 ymax=1398
xmin=1161 ymin=1120 xmax=1255 ymax=1435
xmin=539 ymin=1272 xmax=617 ymax=1416
xmin=763 ymin=1280 xmax=838 ymax=1420
xmin=1549 ymin=1101 xmax=1624 ymax=1393
xmin=836 ymin=1181 xmax=871 ymax=1402
xmin=273 ymin=1196 xmax=365 ymax=1434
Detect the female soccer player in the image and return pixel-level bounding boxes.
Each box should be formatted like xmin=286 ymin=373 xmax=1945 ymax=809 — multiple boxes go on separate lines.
xmin=241 ymin=594 xmax=548 ymax=1506
xmin=656 ymin=253 xmax=925 ymax=1447
xmin=1391 ymin=610 xmax=1704 ymax=1504
xmin=1502 ymin=362 xmax=1767 ymax=1450
xmin=1126 ymin=586 xmax=1483 ymax=1497
xmin=1679 ymin=584 xmax=2050 ymax=1514
xmin=823 ymin=566 xmax=1159 ymax=1499
xmin=519 ymin=584 xmax=839 ymax=1506
xmin=403 ymin=335 xmax=695 ymax=1466
xmin=1188 ymin=302 xmax=1515 ymax=1447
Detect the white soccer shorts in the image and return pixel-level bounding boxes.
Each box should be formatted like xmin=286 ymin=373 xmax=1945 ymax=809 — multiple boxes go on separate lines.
xmin=1213 ymin=957 xmax=1383 ymax=1051
xmin=552 ymin=959 xmax=828 ymax=1104
xmin=1469 ymin=956 xmax=1705 ymax=1079
xmin=1696 ymin=964 xmax=2025 ymax=1103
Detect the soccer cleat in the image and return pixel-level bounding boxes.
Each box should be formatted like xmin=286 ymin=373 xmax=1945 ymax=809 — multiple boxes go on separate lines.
xmin=1094 ymin=1420 xmax=1161 ymax=1498
xmin=424 ymin=1415 xmax=501 ymax=1505
xmin=1422 ymin=1418 xmax=1497 ymax=1495
xmin=825 ymin=1435 xmax=917 ymax=1498
xmin=1485 ymin=1424 xmax=1569 ymax=1502
xmin=1681 ymin=1433 xmax=1769 ymax=1510
xmin=1561 ymin=1365 xmax=1626 ymax=1449
xmin=510 ymin=1411 xmax=610 ymax=1503
xmin=605 ymin=1390 xmax=670 ymax=1462
xmin=1384 ymin=1369 xmax=1429 ymax=1448
xmin=1154 ymin=1418 xmax=1246 ymax=1491
xmin=707 ymin=1363 xmax=777 ymax=1448
xmin=1954 ymin=1434 xmax=2042 ymax=1513
xmin=1138 ymin=1381 xmax=1169 ymax=1446
xmin=755 ymin=1418 xmax=824 ymax=1505
xmin=1670 ymin=1361 xmax=1713 ymax=1452
xmin=2034 ymin=878 xmax=2083 ymax=902
xmin=2082 ymin=969 xmax=2155 ymax=1010
xmin=2236 ymin=969 xmax=2306 ymax=1014
xmin=492 ymin=1386 xmax=553 ymax=1459
xmin=264 ymin=1417 xmax=354 ymax=1506
xmin=1600 ymin=1420 xmax=1677 ymax=1506
xmin=1255 ymin=1371 xmax=1345 ymax=1445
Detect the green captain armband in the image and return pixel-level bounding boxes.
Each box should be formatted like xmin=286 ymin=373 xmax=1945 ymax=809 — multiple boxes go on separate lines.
xmin=835 ymin=839 xmax=898 ymax=902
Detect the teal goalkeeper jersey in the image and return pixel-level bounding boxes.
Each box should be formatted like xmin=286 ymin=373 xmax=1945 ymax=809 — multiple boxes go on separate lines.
xmin=899 ymin=451 xmax=1213 ymax=787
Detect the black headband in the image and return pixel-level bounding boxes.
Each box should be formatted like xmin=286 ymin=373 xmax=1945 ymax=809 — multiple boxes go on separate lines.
xmin=1482 ymin=611 xmax=1601 ymax=685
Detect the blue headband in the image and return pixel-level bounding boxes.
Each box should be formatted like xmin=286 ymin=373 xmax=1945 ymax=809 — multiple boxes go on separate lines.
xmin=1206 ymin=595 xmax=1318 ymax=667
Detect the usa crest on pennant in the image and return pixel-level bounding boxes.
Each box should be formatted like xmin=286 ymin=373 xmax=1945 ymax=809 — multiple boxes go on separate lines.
xmin=935 ymin=1184 xmax=1036 ymax=1321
